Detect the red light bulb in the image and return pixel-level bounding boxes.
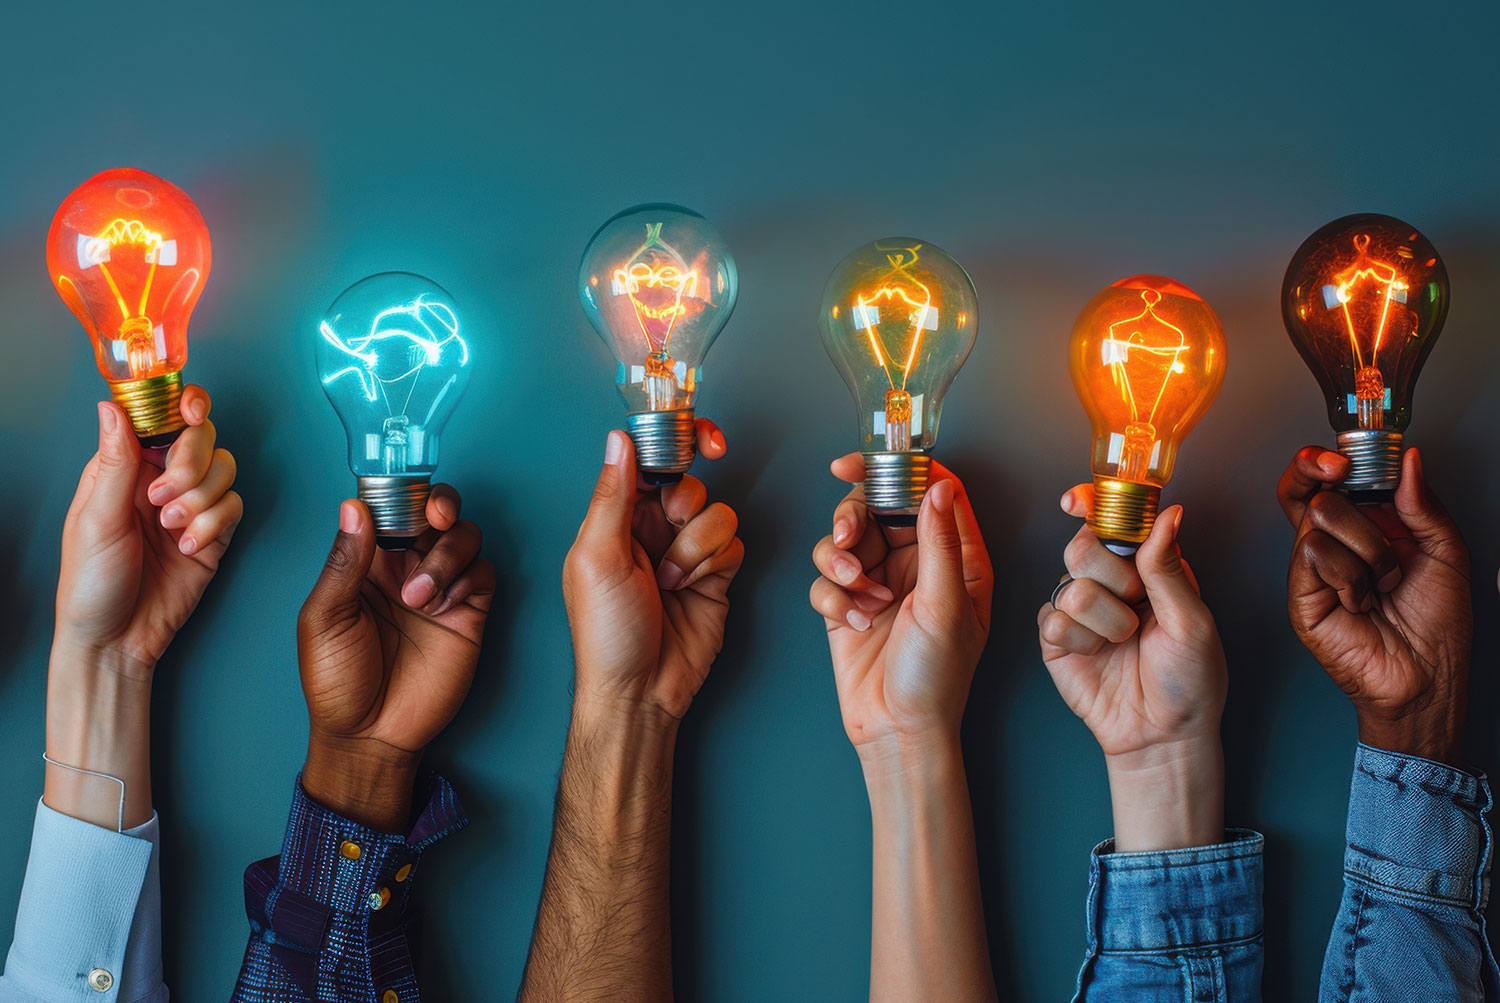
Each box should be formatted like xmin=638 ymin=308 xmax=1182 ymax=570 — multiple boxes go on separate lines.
xmin=47 ymin=168 xmax=211 ymax=445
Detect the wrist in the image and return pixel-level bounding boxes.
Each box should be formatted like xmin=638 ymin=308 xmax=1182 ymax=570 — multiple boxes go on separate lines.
xmin=1104 ymin=733 xmax=1224 ymax=852
xmin=302 ymin=730 xmax=421 ymax=833
xmin=49 ymin=632 xmax=156 ymax=691
xmin=856 ymin=729 xmax=965 ymax=789
xmin=1357 ymin=702 xmax=1465 ymax=766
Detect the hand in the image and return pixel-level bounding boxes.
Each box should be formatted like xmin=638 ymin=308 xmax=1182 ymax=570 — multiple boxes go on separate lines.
xmin=1278 ymin=446 xmax=1471 ymax=763
xmin=808 ymin=455 xmax=992 ymax=758
xmin=54 ymin=389 xmax=242 ymax=679
xmin=562 ymin=421 xmax=743 ymax=726
xmin=1037 ymin=487 xmax=1225 ymax=850
xmin=297 ymin=487 xmax=494 ymax=831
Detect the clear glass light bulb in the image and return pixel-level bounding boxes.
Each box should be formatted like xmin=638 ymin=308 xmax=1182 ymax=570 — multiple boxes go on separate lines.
xmin=1069 ymin=275 xmax=1226 ymax=552
xmin=1282 ymin=213 xmax=1448 ymax=498
xmin=819 ymin=238 xmax=977 ymax=524
xmin=579 ymin=204 xmax=738 ymax=483
xmin=47 ymin=168 xmax=211 ymax=445
xmin=317 ymin=272 xmax=472 ymax=549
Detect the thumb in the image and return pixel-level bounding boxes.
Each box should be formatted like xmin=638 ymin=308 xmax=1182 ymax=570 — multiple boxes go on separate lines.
xmin=301 ymin=500 xmax=376 ymax=632
xmin=1135 ymin=506 xmax=1202 ymax=636
xmin=576 ymin=430 xmax=639 ymax=551
xmin=1393 ymin=448 xmax=1466 ymax=561
xmin=87 ymin=402 xmax=142 ymax=521
xmin=912 ymin=479 xmax=967 ymax=628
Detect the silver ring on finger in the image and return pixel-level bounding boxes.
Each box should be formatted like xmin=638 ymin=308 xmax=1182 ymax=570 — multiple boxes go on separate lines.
xmin=1050 ymin=575 xmax=1076 ymax=609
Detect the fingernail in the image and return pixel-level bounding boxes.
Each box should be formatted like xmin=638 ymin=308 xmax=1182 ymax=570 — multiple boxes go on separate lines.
xmin=190 ymin=399 xmax=206 ymax=422
xmin=656 ymin=560 xmax=686 ymax=590
xmin=98 ymin=402 xmax=118 ymax=435
xmin=833 ymin=554 xmax=860 ymax=585
xmin=846 ymin=610 xmax=871 ymax=631
xmin=162 ymin=504 xmax=186 ymax=527
xmin=711 ymin=430 xmax=726 ymax=452
xmin=930 ymin=479 xmax=954 ymax=513
xmin=852 ymin=592 xmax=887 ymax=612
xmin=1377 ymin=566 xmax=1403 ymax=592
xmin=339 ymin=501 xmax=360 ymax=534
xmin=403 ymin=574 xmax=436 ymax=608
xmin=604 ymin=431 xmax=625 ymax=467
xmin=1318 ymin=453 xmax=1343 ymax=474
xmin=834 ymin=519 xmax=853 ymax=545
xmin=179 ymin=536 xmax=197 ymax=555
xmin=148 ymin=481 xmax=170 ymax=504
xmin=866 ymin=582 xmax=894 ymax=602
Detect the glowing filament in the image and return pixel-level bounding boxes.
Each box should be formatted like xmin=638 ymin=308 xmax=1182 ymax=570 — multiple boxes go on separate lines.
xmin=320 ymin=294 xmax=469 ymax=433
xmin=1101 ymin=289 xmax=1189 ymax=428
xmin=853 ymin=244 xmax=937 ymax=393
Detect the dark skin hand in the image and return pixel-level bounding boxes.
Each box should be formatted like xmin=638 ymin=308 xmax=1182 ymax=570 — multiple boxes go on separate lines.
xmin=1278 ymin=446 xmax=1471 ymax=764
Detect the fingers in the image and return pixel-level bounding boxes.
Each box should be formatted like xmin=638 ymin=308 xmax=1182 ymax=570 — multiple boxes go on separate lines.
xmin=178 ymin=384 xmax=211 ymax=427
xmin=657 ymin=501 xmax=739 ymax=590
xmin=159 ymin=448 xmax=237 ymax=535
xmin=830 ymin=452 xmax=864 ymax=485
xmin=831 ymin=486 xmax=869 ymax=550
xmin=1037 ymin=604 xmax=1107 ymax=657
xmin=1052 ymin=575 xmax=1139 ymax=644
xmin=911 ymin=479 xmax=970 ymax=630
xmin=1393 ymin=449 xmax=1468 ymax=569
xmin=89 ymin=402 xmax=143 ymax=523
xmin=1292 ymin=527 xmax=1378 ymax=615
xmin=1134 ymin=506 xmax=1207 ymax=636
xmin=812 ymin=534 xmax=895 ymax=600
xmin=300 ymin=500 xmax=377 ymax=633
xmin=1277 ymin=446 xmax=1349 ymax=527
xmin=810 ymin=576 xmax=879 ymax=632
xmin=1059 ymin=483 xmax=1093 ymax=520
xmin=1299 ymin=491 xmax=1402 ymax=592
xmin=694 ymin=418 xmax=727 ymax=460
xmin=148 ymin=418 xmax=217 ymax=507
xmin=575 ymin=430 xmax=639 ymax=556
xmin=401 ymin=518 xmax=485 ymax=615
xmin=661 ymin=475 xmax=708 ymax=528
xmin=426 ymin=484 xmax=462 ymax=532
xmin=178 ymin=490 xmax=244 ymax=557
xmin=1062 ymin=525 xmax=1146 ymax=605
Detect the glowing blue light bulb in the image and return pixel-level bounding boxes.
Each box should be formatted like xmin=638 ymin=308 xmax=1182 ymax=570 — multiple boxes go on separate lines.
xmin=317 ymin=271 xmax=471 ymax=548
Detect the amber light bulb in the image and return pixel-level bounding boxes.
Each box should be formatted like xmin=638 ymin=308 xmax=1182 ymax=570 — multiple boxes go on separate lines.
xmin=47 ymin=168 xmax=211 ymax=446
xmin=1282 ymin=213 xmax=1448 ymax=499
xmin=1069 ymin=275 xmax=1227 ymax=553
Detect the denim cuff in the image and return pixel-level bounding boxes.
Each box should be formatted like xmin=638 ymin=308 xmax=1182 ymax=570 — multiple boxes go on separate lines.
xmin=1087 ymin=828 xmax=1263 ymax=952
xmin=1345 ymin=743 xmax=1493 ymax=911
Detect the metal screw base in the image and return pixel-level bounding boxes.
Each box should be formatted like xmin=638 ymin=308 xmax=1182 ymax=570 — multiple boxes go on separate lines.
xmin=1089 ymin=476 xmax=1160 ymax=555
xmin=627 ymin=408 xmax=696 ymax=484
xmin=863 ymin=452 xmax=931 ymax=526
xmin=1337 ymin=429 xmax=1402 ymax=500
xmin=111 ymin=372 xmax=185 ymax=447
xmin=358 ymin=475 xmax=431 ymax=550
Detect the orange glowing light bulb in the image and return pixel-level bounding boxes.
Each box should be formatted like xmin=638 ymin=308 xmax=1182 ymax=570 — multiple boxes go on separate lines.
xmin=1282 ymin=214 xmax=1448 ymax=499
xmin=1069 ymin=275 xmax=1227 ymax=552
xmin=47 ymin=168 xmax=212 ymax=446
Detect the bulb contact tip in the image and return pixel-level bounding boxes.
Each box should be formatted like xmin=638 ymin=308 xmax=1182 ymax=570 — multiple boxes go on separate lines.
xmin=1088 ymin=477 xmax=1160 ymax=552
xmin=358 ymin=475 xmax=431 ymax=550
xmin=110 ymin=372 xmax=185 ymax=446
xmin=627 ymin=408 xmax=696 ymax=478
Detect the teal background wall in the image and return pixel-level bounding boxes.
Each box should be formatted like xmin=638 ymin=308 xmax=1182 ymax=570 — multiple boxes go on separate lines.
xmin=1 ymin=1 xmax=1498 ymax=998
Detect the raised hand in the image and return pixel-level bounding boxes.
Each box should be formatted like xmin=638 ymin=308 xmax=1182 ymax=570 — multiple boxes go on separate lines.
xmin=1278 ymin=446 xmax=1471 ymax=762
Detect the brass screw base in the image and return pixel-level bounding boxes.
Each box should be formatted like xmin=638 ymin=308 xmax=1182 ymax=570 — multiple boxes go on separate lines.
xmin=1089 ymin=476 xmax=1160 ymax=554
xmin=1337 ymin=429 xmax=1402 ymax=499
xmin=864 ymin=452 xmax=932 ymax=526
xmin=358 ymin=475 xmax=431 ymax=550
xmin=627 ymin=408 xmax=696 ymax=484
xmin=110 ymin=372 xmax=185 ymax=446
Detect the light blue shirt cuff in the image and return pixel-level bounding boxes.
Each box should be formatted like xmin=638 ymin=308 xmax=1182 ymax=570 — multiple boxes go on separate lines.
xmin=0 ymin=800 xmax=166 ymax=1003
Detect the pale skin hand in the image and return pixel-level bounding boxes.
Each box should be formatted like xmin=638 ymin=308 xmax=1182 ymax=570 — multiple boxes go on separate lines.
xmin=47 ymin=389 xmax=243 ymax=829
xmin=297 ymin=487 xmax=494 ymax=833
xmin=809 ymin=454 xmax=996 ymax=1003
xmin=1037 ymin=486 xmax=1226 ymax=852
xmin=521 ymin=422 xmax=743 ymax=1003
xmin=1278 ymin=446 xmax=1471 ymax=764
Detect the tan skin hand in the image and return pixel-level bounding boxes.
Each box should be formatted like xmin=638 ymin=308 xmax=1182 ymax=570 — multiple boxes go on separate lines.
xmin=808 ymin=454 xmax=992 ymax=748
xmin=563 ymin=420 xmax=744 ymax=722
xmin=1278 ymin=446 xmax=1471 ymax=761
xmin=56 ymin=389 xmax=243 ymax=678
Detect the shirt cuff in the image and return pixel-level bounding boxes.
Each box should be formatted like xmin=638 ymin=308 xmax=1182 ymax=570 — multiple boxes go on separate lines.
xmin=1345 ymin=742 xmax=1493 ymax=911
xmin=1087 ymin=828 xmax=1264 ymax=952
xmin=2 ymin=801 xmax=162 ymax=1003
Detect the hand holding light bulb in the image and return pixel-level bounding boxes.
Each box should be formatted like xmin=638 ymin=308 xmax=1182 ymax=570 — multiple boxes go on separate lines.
xmin=48 ymin=168 xmax=212 ymax=445
xmin=317 ymin=272 xmax=472 ymax=549
xmin=579 ymin=204 xmax=738 ymax=484
xmin=1069 ymin=275 xmax=1226 ymax=553
xmin=820 ymin=239 xmax=978 ymax=524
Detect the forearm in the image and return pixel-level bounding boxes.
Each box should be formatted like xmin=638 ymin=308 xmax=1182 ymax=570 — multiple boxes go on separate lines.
xmin=1104 ymin=735 xmax=1223 ymax=852
xmin=859 ymin=734 xmax=996 ymax=1003
xmin=43 ymin=637 xmax=154 ymax=830
xmin=520 ymin=699 xmax=678 ymax=1003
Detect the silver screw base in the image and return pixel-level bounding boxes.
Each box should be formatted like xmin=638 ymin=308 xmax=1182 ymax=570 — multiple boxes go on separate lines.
xmin=627 ymin=408 xmax=696 ymax=484
xmin=1337 ymin=429 xmax=1402 ymax=498
xmin=358 ymin=475 xmax=431 ymax=550
xmin=863 ymin=452 xmax=931 ymax=526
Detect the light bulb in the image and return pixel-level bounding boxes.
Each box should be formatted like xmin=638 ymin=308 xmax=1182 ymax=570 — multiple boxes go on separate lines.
xmin=1282 ymin=213 xmax=1448 ymax=498
xmin=47 ymin=168 xmax=211 ymax=446
xmin=317 ymin=272 xmax=472 ymax=549
xmin=1069 ymin=275 xmax=1226 ymax=553
xmin=819 ymin=238 xmax=977 ymax=524
xmin=579 ymin=204 xmax=738 ymax=483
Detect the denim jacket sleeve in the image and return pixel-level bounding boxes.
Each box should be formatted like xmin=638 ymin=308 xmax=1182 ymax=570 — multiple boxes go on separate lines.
xmin=1319 ymin=743 xmax=1499 ymax=1003
xmin=1073 ymin=827 xmax=1264 ymax=1002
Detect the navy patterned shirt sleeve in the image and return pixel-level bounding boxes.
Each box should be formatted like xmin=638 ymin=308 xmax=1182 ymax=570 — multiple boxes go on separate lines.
xmin=231 ymin=773 xmax=467 ymax=1003
xmin=1072 ymin=828 xmax=1264 ymax=1002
